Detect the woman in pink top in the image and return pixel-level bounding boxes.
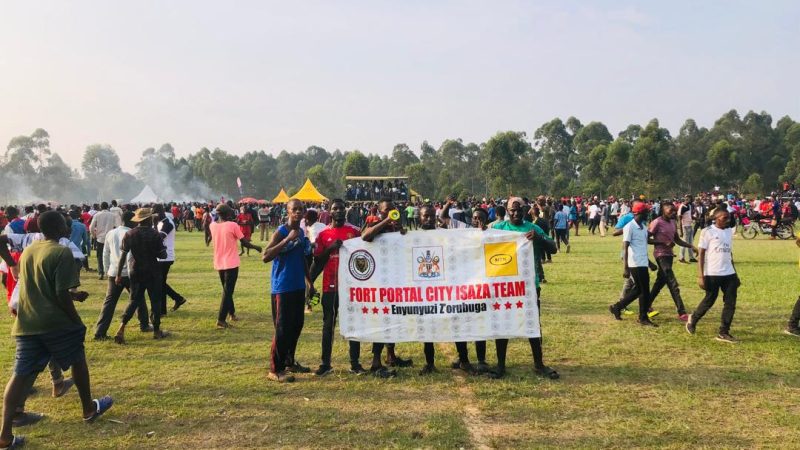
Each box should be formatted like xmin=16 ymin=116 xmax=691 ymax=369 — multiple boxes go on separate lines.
xmin=209 ymin=204 xmax=262 ymax=329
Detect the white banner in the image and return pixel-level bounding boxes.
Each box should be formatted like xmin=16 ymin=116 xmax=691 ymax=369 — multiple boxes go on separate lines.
xmin=338 ymin=228 xmax=540 ymax=343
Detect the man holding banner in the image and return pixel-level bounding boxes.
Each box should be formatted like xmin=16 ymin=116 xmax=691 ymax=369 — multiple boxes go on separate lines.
xmin=309 ymin=199 xmax=375 ymax=376
xmin=339 ymin=197 xmax=556 ymax=380
xmin=490 ymin=197 xmax=559 ymax=379
xmin=361 ymin=198 xmax=413 ymax=376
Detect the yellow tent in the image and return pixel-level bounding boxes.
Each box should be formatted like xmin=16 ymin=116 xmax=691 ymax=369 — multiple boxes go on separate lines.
xmin=272 ymin=188 xmax=290 ymax=204
xmin=290 ymin=178 xmax=328 ymax=202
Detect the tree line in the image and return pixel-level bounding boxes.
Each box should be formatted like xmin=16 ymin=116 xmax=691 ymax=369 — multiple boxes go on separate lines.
xmin=2 ymin=109 xmax=799 ymax=203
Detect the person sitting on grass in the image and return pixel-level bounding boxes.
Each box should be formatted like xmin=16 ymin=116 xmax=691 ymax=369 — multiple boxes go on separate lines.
xmin=0 ymin=211 xmax=113 ymax=449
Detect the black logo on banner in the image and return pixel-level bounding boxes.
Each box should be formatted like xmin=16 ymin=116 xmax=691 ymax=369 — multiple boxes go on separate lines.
xmin=349 ymin=250 xmax=376 ymax=281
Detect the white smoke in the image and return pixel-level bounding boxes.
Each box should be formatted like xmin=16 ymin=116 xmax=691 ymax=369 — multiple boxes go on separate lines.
xmin=139 ymin=157 xmax=222 ymax=202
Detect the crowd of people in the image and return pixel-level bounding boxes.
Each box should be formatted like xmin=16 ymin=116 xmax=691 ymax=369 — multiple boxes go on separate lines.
xmin=1 ymin=186 xmax=800 ymax=447
xmin=344 ymin=179 xmax=409 ymax=202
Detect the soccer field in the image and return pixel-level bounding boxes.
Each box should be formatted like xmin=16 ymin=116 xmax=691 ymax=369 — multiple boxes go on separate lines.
xmin=3 ymin=229 xmax=800 ymax=449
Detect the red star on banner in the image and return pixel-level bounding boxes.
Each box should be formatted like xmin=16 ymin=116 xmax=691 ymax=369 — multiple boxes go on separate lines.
xmin=362 ymin=306 xmax=369 ymax=314
xmin=492 ymin=302 xmax=501 ymax=310
xmin=516 ymin=300 xmax=524 ymax=309
xmin=372 ymin=307 xmax=379 ymax=314
xmin=382 ymin=306 xmax=390 ymax=314
xmin=504 ymin=301 xmax=512 ymax=310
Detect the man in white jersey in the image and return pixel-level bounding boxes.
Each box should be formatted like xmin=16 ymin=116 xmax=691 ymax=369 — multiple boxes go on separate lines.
xmin=686 ymin=209 xmax=740 ymax=343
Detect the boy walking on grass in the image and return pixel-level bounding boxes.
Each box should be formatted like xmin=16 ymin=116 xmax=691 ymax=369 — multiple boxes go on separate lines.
xmin=686 ymin=209 xmax=740 ymax=343
xmin=0 ymin=211 xmax=113 ymax=449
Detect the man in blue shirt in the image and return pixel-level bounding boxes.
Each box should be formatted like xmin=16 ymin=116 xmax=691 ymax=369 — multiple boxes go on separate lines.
xmin=553 ymin=201 xmax=570 ymax=253
xmin=263 ymin=199 xmax=315 ymax=383
xmin=69 ymin=210 xmax=91 ymax=274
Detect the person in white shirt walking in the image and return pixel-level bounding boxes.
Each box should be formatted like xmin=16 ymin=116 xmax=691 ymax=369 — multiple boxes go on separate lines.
xmin=93 ymin=211 xmax=150 ymax=340
xmin=154 ymin=204 xmax=187 ymax=316
xmin=686 ymin=209 xmax=740 ymax=343
xmin=89 ymin=202 xmax=121 ymax=280
xmin=609 ymin=202 xmax=658 ymax=327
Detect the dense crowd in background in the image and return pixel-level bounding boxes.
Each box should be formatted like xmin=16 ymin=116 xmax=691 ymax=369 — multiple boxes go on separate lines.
xmin=3 ymin=180 xmax=800 ymax=448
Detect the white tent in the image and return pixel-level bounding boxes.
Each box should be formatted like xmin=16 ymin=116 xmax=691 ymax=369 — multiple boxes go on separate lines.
xmin=129 ymin=185 xmax=160 ymax=203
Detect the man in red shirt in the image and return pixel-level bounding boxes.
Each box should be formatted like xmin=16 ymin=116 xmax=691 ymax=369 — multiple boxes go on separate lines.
xmin=309 ymin=199 xmax=364 ymax=376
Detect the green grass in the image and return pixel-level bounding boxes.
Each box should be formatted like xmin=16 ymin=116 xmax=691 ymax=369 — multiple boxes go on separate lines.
xmin=3 ymin=228 xmax=800 ymax=449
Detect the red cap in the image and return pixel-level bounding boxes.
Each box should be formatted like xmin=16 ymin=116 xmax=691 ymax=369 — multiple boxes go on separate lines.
xmin=632 ymin=202 xmax=650 ymax=214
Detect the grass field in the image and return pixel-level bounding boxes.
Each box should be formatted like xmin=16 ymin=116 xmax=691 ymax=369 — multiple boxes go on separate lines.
xmin=3 ymin=227 xmax=800 ymax=449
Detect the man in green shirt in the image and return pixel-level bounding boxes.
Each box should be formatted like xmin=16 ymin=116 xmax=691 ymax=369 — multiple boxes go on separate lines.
xmin=490 ymin=197 xmax=560 ymax=380
xmin=0 ymin=211 xmax=113 ymax=449
xmin=405 ymin=203 xmax=416 ymax=230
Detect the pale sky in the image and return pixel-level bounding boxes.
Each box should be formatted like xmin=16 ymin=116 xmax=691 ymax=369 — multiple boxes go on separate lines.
xmin=1 ymin=1 xmax=798 ymax=173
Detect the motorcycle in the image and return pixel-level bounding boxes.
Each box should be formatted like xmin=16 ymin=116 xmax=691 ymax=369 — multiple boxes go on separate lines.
xmin=740 ymin=216 xmax=794 ymax=240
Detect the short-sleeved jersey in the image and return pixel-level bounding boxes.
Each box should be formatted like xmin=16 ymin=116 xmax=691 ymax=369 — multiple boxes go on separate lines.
xmin=314 ymin=223 xmax=360 ymax=293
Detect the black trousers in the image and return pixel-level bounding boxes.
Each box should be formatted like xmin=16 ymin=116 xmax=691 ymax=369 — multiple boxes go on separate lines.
xmin=536 ymin=254 xmax=545 ymax=281
xmin=270 ymin=290 xmax=306 ymax=373
xmin=555 ymin=228 xmax=569 ymax=249
xmin=650 ymin=256 xmax=686 ymax=315
xmin=122 ymin=274 xmax=163 ymax=331
xmin=454 ymin=341 xmax=486 ymax=363
xmin=96 ymin=242 xmax=105 ymax=276
xmin=613 ymin=266 xmax=651 ymax=321
xmin=320 ymin=292 xmax=360 ymax=367
xmin=371 ymin=343 xmax=399 ymax=361
xmin=495 ymin=287 xmax=545 ymax=370
xmin=789 ymin=296 xmax=800 ymax=330
xmin=691 ymin=275 xmax=738 ymax=333
xmin=94 ymin=277 xmax=149 ymax=338
xmin=158 ymin=261 xmax=184 ymax=315
xmin=217 ymin=268 xmax=239 ymax=322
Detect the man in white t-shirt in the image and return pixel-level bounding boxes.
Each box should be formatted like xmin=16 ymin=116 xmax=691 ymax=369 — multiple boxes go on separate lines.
xmin=686 ymin=209 xmax=739 ymax=343
xmin=588 ymin=202 xmax=599 ymax=234
xmin=609 ymin=202 xmax=658 ymax=327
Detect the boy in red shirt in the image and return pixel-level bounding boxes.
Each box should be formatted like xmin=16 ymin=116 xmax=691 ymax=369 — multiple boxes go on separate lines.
xmin=310 ymin=199 xmax=363 ymax=376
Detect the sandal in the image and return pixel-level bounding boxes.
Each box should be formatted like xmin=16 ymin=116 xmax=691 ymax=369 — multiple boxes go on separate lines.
xmin=0 ymin=435 xmax=25 ymax=449
xmin=534 ymin=365 xmax=560 ymax=380
xmin=12 ymin=412 xmax=43 ymax=427
xmin=487 ymin=369 xmax=505 ymax=380
xmin=369 ymin=366 xmax=396 ymax=379
xmin=83 ymin=395 xmax=114 ymax=423
xmin=52 ymin=378 xmax=74 ymax=398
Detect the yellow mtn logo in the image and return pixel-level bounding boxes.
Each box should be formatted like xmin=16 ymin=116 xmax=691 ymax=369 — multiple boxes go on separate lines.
xmin=484 ymin=242 xmax=518 ymax=277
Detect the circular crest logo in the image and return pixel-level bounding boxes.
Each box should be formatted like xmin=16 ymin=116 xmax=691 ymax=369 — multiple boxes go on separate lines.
xmin=348 ymin=250 xmax=376 ymax=281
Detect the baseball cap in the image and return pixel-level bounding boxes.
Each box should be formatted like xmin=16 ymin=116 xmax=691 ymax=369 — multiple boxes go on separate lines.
xmin=632 ymin=202 xmax=650 ymax=214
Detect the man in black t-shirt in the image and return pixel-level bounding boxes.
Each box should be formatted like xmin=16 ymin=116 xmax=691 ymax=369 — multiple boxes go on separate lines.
xmin=114 ymin=208 xmax=170 ymax=344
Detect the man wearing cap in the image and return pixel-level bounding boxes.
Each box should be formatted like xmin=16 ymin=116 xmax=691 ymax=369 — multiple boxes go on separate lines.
xmin=609 ymin=202 xmax=659 ymax=327
xmin=113 ymin=208 xmax=170 ymax=343
xmin=93 ymin=211 xmax=150 ymax=340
